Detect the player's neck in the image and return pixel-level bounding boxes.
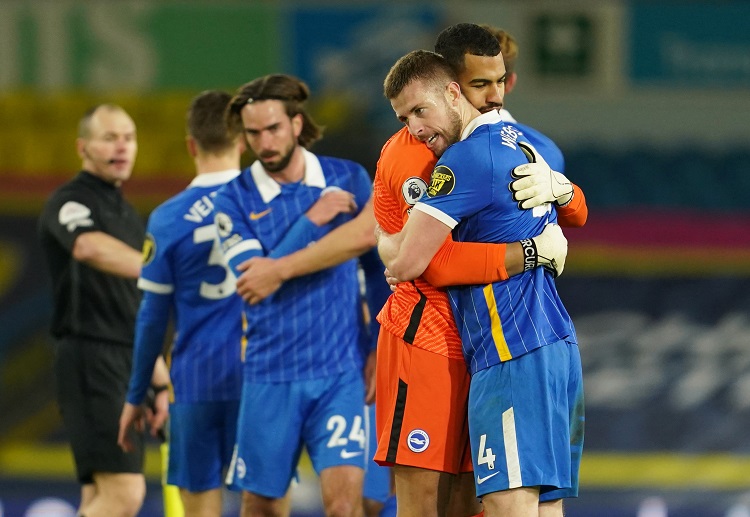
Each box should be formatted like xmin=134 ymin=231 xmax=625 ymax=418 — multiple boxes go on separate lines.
xmin=194 ymin=152 xmax=240 ymax=175
xmin=266 ymin=146 xmax=306 ymax=184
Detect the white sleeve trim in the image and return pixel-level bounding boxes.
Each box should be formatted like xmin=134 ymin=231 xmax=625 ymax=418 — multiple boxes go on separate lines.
xmin=412 ymin=202 xmax=458 ymax=229
xmin=137 ymin=277 xmax=174 ymax=294
xmin=223 ymin=239 xmax=263 ymax=262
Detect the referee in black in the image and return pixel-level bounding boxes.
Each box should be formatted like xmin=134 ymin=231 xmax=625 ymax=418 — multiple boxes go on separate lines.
xmin=38 ymin=104 xmax=170 ymax=517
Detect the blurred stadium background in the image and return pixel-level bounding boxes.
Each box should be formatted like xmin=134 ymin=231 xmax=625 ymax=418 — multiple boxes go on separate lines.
xmin=1 ymin=0 xmax=749 ymax=515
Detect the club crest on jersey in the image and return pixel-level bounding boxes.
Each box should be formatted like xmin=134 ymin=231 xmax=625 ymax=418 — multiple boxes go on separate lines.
xmin=407 ymin=429 xmax=430 ymax=453
xmin=215 ymin=212 xmax=233 ymax=238
xmin=401 ymin=177 xmax=428 ymax=206
xmin=141 ymin=234 xmax=156 ymax=266
xmin=427 ymin=165 xmax=455 ymax=197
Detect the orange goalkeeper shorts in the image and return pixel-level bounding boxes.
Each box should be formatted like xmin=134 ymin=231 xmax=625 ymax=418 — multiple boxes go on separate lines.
xmin=374 ymin=329 xmax=472 ymax=474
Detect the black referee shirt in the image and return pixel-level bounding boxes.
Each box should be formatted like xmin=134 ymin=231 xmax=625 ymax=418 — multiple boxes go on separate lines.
xmin=38 ymin=171 xmax=145 ymax=346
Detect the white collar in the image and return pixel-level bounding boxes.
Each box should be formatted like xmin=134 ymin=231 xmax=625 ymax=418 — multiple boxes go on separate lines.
xmin=250 ymin=148 xmax=327 ymax=203
xmin=188 ymin=169 xmax=241 ymax=188
xmin=460 ymin=110 xmax=503 ymax=141
xmin=498 ymin=108 xmax=516 ymax=123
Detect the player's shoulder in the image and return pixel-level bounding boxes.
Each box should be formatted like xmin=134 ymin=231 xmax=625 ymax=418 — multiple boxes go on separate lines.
xmin=317 ymin=154 xmax=367 ymax=176
xmin=380 ymin=126 xmax=433 ymax=163
xmin=377 ymin=126 xmax=435 ymax=186
xmin=509 ymin=121 xmax=564 ymax=170
xmin=214 ymin=167 xmax=251 ymax=199
xmin=442 ymin=120 xmax=521 ymax=170
xmin=149 ymin=188 xmax=195 ymax=220
xmin=511 ymin=121 xmax=558 ymax=149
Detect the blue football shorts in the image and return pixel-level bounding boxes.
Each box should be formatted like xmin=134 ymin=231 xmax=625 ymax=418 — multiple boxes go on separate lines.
xmin=226 ymin=369 xmax=367 ymax=497
xmin=168 ymin=400 xmax=240 ymax=492
xmin=363 ymin=403 xmax=391 ymax=503
xmin=468 ymin=339 xmax=584 ymax=501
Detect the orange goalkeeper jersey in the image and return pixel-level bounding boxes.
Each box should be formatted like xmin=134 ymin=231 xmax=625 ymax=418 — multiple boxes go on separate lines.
xmin=374 ymin=127 xmax=465 ymax=359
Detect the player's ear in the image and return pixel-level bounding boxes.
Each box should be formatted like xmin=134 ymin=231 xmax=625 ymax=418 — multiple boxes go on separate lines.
xmin=505 ymin=72 xmax=518 ymax=95
xmin=186 ymin=135 xmax=198 ymax=158
xmin=291 ymin=113 xmax=303 ymax=139
xmin=447 ymin=81 xmax=462 ymax=106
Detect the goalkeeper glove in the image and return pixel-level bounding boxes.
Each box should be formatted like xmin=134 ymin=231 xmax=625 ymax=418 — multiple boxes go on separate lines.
xmin=510 ymin=142 xmax=574 ymax=209
xmin=519 ymin=223 xmax=567 ymax=278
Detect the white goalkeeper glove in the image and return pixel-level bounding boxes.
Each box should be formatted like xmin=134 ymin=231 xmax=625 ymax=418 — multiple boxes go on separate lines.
xmin=519 ymin=223 xmax=567 ymax=278
xmin=510 ymin=141 xmax=574 ymax=209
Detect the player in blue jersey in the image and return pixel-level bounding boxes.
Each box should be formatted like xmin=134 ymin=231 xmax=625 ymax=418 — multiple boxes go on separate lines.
xmin=214 ymin=74 xmax=377 ymax=517
xmin=377 ymin=50 xmax=583 ymax=517
xmin=118 ymin=90 xmax=247 ymax=516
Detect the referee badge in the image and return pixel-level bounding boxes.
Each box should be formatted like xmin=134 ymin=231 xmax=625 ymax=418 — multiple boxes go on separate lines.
xmin=406 ymin=429 xmax=430 ymax=453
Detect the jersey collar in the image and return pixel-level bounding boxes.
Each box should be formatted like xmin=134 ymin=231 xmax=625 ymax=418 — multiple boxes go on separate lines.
xmin=498 ymin=108 xmax=517 ymax=123
xmin=251 ymin=148 xmax=327 ymax=203
xmin=460 ymin=110 xmax=503 ymax=141
xmin=188 ymin=169 xmax=241 ymax=188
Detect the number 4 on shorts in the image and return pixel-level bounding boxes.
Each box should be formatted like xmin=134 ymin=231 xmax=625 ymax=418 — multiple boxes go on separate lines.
xmin=477 ymin=434 xmax=496 ymax=470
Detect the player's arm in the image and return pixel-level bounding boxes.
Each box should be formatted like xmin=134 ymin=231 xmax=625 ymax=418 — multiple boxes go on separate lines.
xmin=359 ymin=247 xmax=390 ymax=403
xmin=236 ymin=166 xmax=376 ymax=304
xmin=266 ymin=187 xmax=359 ymax=258
xmin=119 ymin=289 xmax=172 ymax=452
xmin=555 ymin=183 xmax=588 ymax=227
xmin=377 ymin=208 xmax=451 ymax=282
xmin=241 ymin=199 xmax=376 ymax=301
xmin=420 ymin=223 xmax=568 ymax=287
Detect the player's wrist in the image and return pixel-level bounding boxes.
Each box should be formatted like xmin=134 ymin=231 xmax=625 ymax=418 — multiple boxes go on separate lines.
xmin=552 ymin=171 xmax=574 ymax=207
xmin=149 ymin=383 xmax=169 ymax=395
xmin=519 ymin=238 xmax=539 ymax=273
xmin=275 ymin=255 xmax=294 ymax=282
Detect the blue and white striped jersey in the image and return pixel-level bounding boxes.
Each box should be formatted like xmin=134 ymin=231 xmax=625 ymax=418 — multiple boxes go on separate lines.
xmin=413 ymin=111 xmax=576 ymax=375
xmin=213 ymin=150 xmax=373 ymax=382
xmin=127 ymin=169 xmax=243 ymax=405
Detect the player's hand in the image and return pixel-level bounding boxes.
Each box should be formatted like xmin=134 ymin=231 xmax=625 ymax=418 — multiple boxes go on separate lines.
xmin=236 ymin=256 xmax=285 ymax=304
xmin=118 ymin=402 xmax=145 ymax=453
xmin=363 ymin=350 xmax=377 ymax=405
xmin=145 ymin=388 xmax=170 ymax=440
xmin=306 ymin=187 xmax=357 ymax=226
xmin=522 ymin=223 xmax=568 ymax=278
xmin=510 ymin=142 xmax=573 ymax=208
xmin=383 ymin=267 xmax=402 ymax=292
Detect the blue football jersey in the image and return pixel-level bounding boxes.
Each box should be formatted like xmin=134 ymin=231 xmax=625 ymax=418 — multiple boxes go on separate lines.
xmin=213 ymin=149 xmax=373 ymax=382
xmin=127 ymin=170 xmax=244 ymax=405
xmin=498 ymin=109 xmax=565 ymax=173
xmin=414 ymin=111 xmax=576 ymax=375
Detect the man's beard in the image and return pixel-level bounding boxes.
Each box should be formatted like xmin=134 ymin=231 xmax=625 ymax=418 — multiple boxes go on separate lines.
xmin=446 ymin=108 xmax=463 ymax=147
xmin=435 ymin=107 xmax=464 ymax=157
xmin=260 ymin=142 xmax=296 ymax=173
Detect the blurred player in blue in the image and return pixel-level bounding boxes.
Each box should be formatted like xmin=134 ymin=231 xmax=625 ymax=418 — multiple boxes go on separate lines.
xmin=357 ymin=249 xmax=397 ymax=517
xmin=215 ymin=74 xmax=378 ymax=517
xmin=377 ymin=50 xmax=583 ymax=517
xmin=118 ymin=90 xmax=245 ymax=516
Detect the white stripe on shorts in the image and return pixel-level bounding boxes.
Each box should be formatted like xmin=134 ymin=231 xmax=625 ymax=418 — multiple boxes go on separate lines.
xmin=502 ymin=407 xmax=523 ymax=488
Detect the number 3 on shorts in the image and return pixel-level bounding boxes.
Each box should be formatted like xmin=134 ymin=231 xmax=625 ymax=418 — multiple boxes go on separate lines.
xmin=477 ymin=434 xmax=496 ymax=470
xmin=326 ymin=415 xmax=366 ymax=449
